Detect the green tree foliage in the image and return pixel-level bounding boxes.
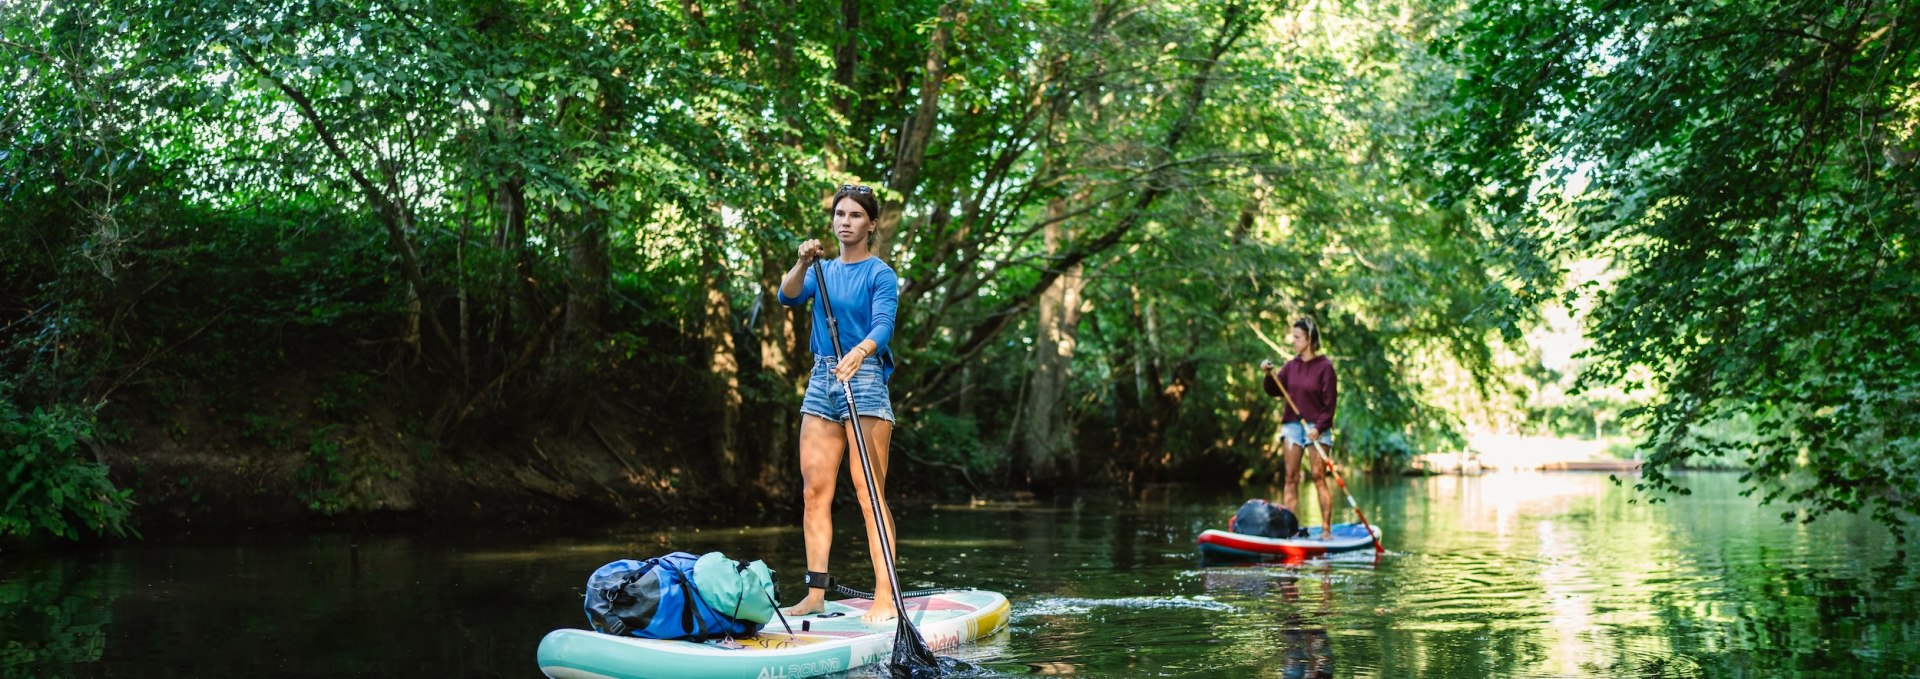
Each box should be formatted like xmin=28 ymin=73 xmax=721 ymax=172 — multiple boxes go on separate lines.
xmin=1440 ymin=0 xmax=1920 ymax=527
xmin=0 ymin=561 xmax=123 ymax=674
xmin=866 ymin=1 xmax=1518 ymax=484
xmin=0 ymin=383 xmax=134 ymax=539
xmin=2 ymin=0 xmax=1521 ymax=536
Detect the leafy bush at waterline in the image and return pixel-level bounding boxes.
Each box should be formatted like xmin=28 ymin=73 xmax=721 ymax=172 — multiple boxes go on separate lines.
xmin=0 ymin=388 xmax=135 ymax=540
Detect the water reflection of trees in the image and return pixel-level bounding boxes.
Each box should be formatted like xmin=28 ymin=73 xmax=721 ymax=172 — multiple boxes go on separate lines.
xmin=1203 ymin=565 xmax=1335 ymax=678
xmin=0 ymin=557 xmax=124 ymax=676
xmin=1627 ymin=557 xmax=1920 ymax=676
xmin=1370 ymin=472 xmax=1920 ymax=677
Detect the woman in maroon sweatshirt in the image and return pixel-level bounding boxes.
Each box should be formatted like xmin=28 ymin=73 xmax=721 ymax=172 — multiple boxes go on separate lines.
xmin=1261 ymin=317 xmax=1339 ymax=539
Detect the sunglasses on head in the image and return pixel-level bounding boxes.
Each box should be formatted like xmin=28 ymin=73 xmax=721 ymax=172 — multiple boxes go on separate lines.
xmin=839 ymin=184 xmax=874 ymax=195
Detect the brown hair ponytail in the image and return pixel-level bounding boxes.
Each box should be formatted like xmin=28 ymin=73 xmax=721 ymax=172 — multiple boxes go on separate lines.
xmin=1294 ymin=317 xmax=1321 ymax=352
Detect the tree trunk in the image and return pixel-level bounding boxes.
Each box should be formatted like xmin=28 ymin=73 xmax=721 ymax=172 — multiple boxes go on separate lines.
xmin=756 ymin=253 xmax=806 ymax=493
xmin=703 ymin=202 xmax=744 ymax=491
xmin=1020 ymin=197 xmax=1086 ymax=484
xmin=560 ymin=89 xmax=622 ymax=373
xmin=1106 ymin=286 xmax=1197 ymax=486
xmin=822 ymin=0 xmax=861 ymax=175
xmin=875 ymin=2 xmax=953 ymax=260
xmin=562 ymin=217 xmax=608 ymax=351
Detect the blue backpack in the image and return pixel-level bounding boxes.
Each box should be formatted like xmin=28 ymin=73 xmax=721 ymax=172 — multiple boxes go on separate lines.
xmin=583 ymin=552 xmax=762 ymax=641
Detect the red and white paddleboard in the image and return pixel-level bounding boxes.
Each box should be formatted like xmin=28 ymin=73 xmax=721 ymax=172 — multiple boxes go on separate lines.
xmin=1197 ymin=523 xmax=1382 ymax=562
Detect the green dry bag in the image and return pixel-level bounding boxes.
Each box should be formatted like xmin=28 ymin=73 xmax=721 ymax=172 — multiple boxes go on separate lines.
xmin=691 ymin=551 xmax=778 ymax=624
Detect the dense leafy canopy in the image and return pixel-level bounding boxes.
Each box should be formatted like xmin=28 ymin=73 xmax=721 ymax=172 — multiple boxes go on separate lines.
xmin=10 ymin=0 xmax=1909 ymax=538
xmin=1441 ymin=0 xmax=1920 ymax=527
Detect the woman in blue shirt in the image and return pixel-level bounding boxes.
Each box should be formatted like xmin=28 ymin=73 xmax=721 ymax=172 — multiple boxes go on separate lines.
xmin=775 ymin=184 xmax=902 ymax=623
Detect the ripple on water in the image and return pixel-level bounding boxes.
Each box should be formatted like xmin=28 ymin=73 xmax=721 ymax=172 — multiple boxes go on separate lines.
xmin=1013 ymin=595 xmax=1239 ymax=617
xmin=1389 ymin=553 xmax=1557 ymax=626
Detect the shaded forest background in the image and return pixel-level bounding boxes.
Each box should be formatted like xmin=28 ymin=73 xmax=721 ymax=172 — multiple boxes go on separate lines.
xmin=4 ymin=0 xmax=1915 ymax=540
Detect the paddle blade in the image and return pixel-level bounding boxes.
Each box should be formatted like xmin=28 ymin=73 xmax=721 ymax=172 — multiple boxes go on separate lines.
xmin=1262 ymin=372 xmax=1282 ymax=398
xmin=888 ymin=615 xmax=941 ymax=678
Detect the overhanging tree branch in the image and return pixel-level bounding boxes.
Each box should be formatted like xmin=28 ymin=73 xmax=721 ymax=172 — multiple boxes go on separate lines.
xmin=227 ymin=41 xmax=458 ymax=367
xmin=902 ymin=2 xmax=1258 ymax=407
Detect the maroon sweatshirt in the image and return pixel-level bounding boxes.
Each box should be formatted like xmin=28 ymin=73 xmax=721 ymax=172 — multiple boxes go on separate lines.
xmin=1263 ymin=355 xmax=1338 ymax=432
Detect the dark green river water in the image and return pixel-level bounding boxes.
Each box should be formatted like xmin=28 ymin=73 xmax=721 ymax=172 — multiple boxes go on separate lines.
xmin=5 ymin=472 xmax=1917 ymax=677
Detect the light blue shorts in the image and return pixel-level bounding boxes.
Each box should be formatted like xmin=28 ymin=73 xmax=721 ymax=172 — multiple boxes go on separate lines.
xmin=1281 ymin=422 xmax=1332 ymax=450
xmin=800 ymin=355 xmax=895 ymax=423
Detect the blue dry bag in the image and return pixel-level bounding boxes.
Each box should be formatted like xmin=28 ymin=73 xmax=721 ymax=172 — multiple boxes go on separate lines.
xmin=583 ymin=552 xmax=761 ymax=641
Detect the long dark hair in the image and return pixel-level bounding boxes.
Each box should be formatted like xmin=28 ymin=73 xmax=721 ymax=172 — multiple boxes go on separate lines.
xmin=1294 ymin=316 xmax=1321 ymax=352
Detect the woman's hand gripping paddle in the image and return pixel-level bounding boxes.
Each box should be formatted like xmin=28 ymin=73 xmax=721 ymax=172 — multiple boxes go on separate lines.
xmin=1263 ymin=363 xmax=1387 ymax=555
xmin=809 ymin=260 xmax=942 ymax=678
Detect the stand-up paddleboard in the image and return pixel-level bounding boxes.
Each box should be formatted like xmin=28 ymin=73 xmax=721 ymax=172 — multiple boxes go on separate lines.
xmin=1197 ymin=523 xmax=1382 ymax=562
xmin=537 ymin=589 xmax=1009 ymax=679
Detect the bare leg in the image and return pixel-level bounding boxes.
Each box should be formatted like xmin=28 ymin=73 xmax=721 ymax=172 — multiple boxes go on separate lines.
xmin=1281 ymin=441 xmax=1305 ymax=518
xmin=845 ymin=416 xmax=898 ymax=623
xmin=783 ymin=414 xmax=846 ymax=616
xmin=1310 ymin=447 xmax=1336 ymax=539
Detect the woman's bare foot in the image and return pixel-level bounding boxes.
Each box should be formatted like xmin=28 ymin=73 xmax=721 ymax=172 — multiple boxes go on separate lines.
xmin=782 ymin=593 xmax=827 ymax=617
xmin=861 ymin=601 xmax=898 ymax=623
xmin=1320 ymin=526 xmax=1336 ymax=540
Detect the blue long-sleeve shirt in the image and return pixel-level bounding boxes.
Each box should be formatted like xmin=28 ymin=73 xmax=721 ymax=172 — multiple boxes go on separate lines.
xmin=778 ymin=258 xmax=899 ymax=382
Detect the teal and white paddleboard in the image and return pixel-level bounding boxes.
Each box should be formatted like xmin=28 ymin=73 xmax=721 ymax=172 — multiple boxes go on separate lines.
xmin=537 ymin=589 xmax=1009 ymax=679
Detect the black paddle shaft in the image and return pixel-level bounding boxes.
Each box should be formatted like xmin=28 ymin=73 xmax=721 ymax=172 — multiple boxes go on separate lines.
xmin=808 ymin=259 xmax=939 ymax=675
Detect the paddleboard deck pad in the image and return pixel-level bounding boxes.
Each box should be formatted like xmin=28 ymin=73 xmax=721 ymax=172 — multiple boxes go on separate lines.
xmin=1197 ymin=523 xmax=1381 ymax=562
xmin=537 ymin=589 xmax=1009 ymax=679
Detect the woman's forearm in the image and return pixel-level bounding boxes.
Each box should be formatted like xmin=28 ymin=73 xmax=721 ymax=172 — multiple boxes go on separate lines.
xmin=779 ymin=260 xmax=809 ymax=299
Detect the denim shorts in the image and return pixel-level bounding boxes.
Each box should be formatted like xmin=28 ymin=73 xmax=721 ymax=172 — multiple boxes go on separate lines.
xmin=1281 ymin=422 xmax=1332 ymax=450
xmin=800 ymin=355 xmax=895 ymax=423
